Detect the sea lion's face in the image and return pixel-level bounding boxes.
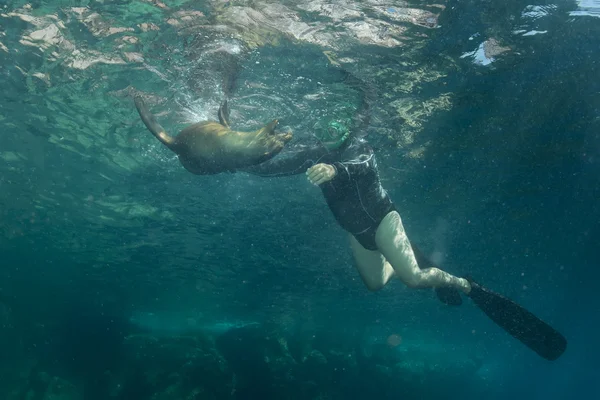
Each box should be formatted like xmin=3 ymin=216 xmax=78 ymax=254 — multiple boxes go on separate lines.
xmin=260 ymin=131 xmax=293 ymax=156
xmin=230 ymin=118 xmax=293 ymax=162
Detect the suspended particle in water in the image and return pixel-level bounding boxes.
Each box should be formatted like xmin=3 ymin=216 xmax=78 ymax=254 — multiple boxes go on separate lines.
xmin=386 ymin=334 xmax=402 ymax=347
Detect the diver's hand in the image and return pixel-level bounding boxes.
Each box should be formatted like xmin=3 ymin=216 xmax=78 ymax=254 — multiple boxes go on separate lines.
xmin=306 ymin=163 xmax=336 ymax=186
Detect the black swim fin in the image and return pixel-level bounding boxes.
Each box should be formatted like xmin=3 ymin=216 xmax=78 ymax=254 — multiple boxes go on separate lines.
xmin=435 ymin=286 xmax=463 ymax=306
xmin=465 ymin=277 xmax=567 ymax=361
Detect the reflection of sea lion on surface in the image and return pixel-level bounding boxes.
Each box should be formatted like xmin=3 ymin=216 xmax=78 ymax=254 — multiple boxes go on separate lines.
xmin=133 ymin=95 xmax=293 ymax=175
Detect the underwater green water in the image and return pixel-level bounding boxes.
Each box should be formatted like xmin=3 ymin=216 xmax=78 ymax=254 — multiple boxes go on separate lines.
xmin=0 ymin=1 xmax=599 ymax=399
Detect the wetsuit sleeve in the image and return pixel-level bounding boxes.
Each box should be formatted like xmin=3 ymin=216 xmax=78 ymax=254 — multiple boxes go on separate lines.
xmin=330 ymin=142 xmax=375 ymax=185
xmin=243 ymin=143 xmax=333 ymax=177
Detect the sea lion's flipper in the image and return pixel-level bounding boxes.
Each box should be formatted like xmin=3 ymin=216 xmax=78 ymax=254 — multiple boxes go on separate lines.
xmin=134 ymin=95 xmax=176 ymax=148
xmin=263 ymin=119 xmax=278 ymax=135
xmin=218 ymin=100 xmax=231 ymax=128
xmin=465 ymin=276 xmax=567 ymax=361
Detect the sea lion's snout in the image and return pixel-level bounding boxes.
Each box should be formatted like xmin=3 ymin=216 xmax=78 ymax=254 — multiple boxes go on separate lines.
xmin=279 ymin=131 xmax=293 ymax=142
xmin=268 ymin=131 xmax=293 ymax=155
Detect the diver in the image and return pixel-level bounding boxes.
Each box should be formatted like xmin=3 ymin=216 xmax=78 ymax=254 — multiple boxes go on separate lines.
xmin=244 ymin=119 xmax=567 ymax=361
xmin=245 ymin=121 xmax=470 ymax=294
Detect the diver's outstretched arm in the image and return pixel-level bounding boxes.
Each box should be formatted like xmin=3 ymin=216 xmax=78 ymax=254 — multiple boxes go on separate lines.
xmin=243 ymin=142 xmax=338 ymax=177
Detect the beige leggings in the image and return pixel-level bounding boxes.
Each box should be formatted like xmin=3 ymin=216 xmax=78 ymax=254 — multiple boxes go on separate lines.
xmin=350 ymin=211 xmax=467 ymax=292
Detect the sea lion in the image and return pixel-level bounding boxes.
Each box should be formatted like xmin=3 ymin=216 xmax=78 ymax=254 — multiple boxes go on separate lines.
xmin=133 ymin=95 xmax=293 ymax=175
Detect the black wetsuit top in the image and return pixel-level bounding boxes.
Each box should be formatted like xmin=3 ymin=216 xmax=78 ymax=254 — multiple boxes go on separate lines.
xmin=244 ymin=138 xmax=396 ymax=250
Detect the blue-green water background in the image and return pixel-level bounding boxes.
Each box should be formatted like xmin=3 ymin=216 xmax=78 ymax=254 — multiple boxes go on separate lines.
xmin=0 ymin=0 xmax=599 ymax=399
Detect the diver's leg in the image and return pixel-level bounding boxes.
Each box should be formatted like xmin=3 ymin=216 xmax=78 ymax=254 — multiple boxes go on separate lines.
xmin=349 ymin=234 xmax=395 ymax=291
xmin=374 ymin=211 xmax=470 ymax=293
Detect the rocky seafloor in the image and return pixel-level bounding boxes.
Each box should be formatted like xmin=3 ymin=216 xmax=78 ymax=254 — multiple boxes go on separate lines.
xmin=0 ymin=301 xmax=487 ymax=400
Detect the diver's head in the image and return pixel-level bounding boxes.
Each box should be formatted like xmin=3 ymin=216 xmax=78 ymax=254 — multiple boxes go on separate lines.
xmin=315 ymin=119 xmax=350 ymax=150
